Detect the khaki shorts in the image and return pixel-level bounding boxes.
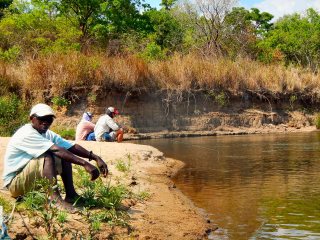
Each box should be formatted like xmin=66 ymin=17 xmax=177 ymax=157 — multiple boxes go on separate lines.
xmin=8 ymin=155 xmax=62 ymax=198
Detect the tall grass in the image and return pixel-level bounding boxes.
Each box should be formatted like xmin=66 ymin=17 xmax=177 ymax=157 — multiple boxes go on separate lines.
xmin=2 ymin=52 xmax=320 ymax=103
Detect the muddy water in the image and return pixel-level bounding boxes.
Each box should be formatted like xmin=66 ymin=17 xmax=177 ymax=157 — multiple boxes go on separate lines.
xmin=137 ymin=132 xmax=320 ymax=239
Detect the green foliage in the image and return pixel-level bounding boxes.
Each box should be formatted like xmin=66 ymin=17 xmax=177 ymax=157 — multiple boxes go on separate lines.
xmin=259 ymin=8 xmax=320 ymax=68
xmin=289 ymin=94 xmax=297 ymax=110
xmin=20 ymin=179 xmax=74 ymax=239
xmin=224 ymin=7 xmax=273 ymax=58
xmin=0 ymin=46 xmax=20 ymax=62
xmin=0 ymin=94 xmax=28 ymax=136
xmin=116 ymin=157 xmax=131 ymax=172
xmin=0 ymin=195 xmax=14 ymax=213
xmin=208 ymin=90 xmax=229 ymax=107
xmin=315 ymin=113 xmax=320 ymax=129
xmin=58 ymin=0 xmax=103 ymax=40
xmin=51 ymin=96 xmax=70 ymax=107
xmin=73 ymin=166 xmax=130 ymax=209
xmin=139 ymin=42 xmax=166 ymax=61
xmin=0 ymin=0 xmax=12 ymax=19
xmin=160 ymin=0 xmax=176 ymax=10
xmin=144 ymin=9 xmax=184 ymax=52
xmin=136 ymin=191 xmax=150 ymax=201
xmin=53 ymin=128 xmax=75 ymax=140
xmin=0 ymin=0 xmax=81 ymax=56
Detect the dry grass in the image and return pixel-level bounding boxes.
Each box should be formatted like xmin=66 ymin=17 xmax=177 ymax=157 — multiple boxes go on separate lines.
xmin=2 ymin=52 xmax=320 ymax=102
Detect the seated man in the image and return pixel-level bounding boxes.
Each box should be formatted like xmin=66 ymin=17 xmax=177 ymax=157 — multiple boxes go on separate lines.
xmin=94 ymin=107 xmax=124 ymax=142
xmin=75 ymin=112 xmax=96 ymax=141
xmin=2 ymin=103 xmax=108 ymax=212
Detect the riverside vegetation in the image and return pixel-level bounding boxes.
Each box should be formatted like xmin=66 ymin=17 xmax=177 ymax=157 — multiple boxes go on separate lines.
xmin=0 ymin=0 xmax=320 ymax=135
xmin=0 ymin=154 xmax=150 ymax=239
xmin=0 ymin=0 xmax=320 ymax=237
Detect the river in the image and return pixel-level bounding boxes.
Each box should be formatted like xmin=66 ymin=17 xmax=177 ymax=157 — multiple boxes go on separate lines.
xmin=137 ymin=131 xmax=320 ymax=239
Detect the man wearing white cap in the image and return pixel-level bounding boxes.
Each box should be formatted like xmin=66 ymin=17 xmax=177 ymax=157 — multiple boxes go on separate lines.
xmin=94 ymin=106 xmax=124 ymax=142
xmin=2 ymin=103 xmax=108 ymax=212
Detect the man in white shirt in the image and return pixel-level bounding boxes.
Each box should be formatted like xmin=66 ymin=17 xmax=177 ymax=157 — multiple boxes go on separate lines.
xmin=2 ymin=103 xmax=108 ymax=212
xmin=94 ymin=107 xmax=124 ymax=142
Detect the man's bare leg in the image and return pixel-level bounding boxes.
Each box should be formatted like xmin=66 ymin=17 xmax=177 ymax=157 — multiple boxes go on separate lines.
xmin=60 ymin=159 xmax=81 ymax=203
xmin=42 ymin=153 xmax=76 ymax=211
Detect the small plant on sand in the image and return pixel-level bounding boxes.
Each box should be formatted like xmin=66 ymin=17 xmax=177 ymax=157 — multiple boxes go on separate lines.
xmin=18 ymin=179 xmax=79 ymax=239
xmin=74 ymin=165 xmax=130 ymax=208
xmin=135 ymin=191 xmax=151 ymax=201
xmin=115 ymin=155 xmax=132 ymax=173
xmin=315 ymin=113 xmax=320 ymax=129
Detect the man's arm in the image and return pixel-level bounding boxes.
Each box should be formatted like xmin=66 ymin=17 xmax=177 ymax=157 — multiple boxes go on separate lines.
xmin=49 ymin=144 xmax=100 ymax=180
xmin=67 ymin=144 xmax=108 ymax=177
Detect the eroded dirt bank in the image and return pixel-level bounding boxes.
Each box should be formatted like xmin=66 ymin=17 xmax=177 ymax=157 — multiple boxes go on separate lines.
xmin=57 ymin=91 xmax=317 ymax=137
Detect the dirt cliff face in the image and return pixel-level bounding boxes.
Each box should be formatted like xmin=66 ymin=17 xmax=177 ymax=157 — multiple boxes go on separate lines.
xmin=66 ymin=90 xmax=316 ymax=134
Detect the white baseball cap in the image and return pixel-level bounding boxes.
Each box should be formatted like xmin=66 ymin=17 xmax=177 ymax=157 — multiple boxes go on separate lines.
xmin=30 ymin=103 xmax=55 ymax=117
xmin=106 ymin=107 xmax=119 ymax=115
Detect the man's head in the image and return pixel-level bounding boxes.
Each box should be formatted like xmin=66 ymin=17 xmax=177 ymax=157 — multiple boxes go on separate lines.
xmin=106 ymin=107 xmax=119 ymax=118
xmin=30 ymin=103 xmax=55 ymax=134
xmin=83 ymin=112 xmax=93 ymax=121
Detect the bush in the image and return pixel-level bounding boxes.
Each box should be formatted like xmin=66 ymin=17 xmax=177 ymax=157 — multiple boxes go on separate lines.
xmin=51 ymin=127 xmax=75 ymax=140
xmin=139 ymin=42 xmax=167 ymax=61
xmin=315 ymin=113 xmax=320 ymax=129
xmin=0 ymin=94 xmax=28 ymax=136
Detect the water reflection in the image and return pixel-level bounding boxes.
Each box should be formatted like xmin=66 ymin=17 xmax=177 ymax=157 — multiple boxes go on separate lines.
xmin=137 ymin=132 xmax=320 ymax=239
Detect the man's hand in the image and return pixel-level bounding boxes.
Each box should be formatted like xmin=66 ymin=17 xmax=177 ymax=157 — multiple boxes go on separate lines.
xmin=95 ymin=157 xmax=109 ymax=177
xmin=83 ymin=162 xmax=100 ymax=181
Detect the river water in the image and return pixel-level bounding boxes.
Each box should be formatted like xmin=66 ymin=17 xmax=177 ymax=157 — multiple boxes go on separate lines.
xmin=137 ymin=131 xmax=320 ymax=239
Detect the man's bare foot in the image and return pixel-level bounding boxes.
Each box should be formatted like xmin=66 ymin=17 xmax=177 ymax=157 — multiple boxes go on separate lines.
xmin=56 ymin=199 xmax=79 ymax=213
xmin=65 ymin=194 xmax=86 ymax=206
xmin=83 ymin=162 xmax=100 ymax=180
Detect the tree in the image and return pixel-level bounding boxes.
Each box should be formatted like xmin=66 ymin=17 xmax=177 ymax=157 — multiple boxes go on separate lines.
xmin=160 ymin=0 xmax=176 ymax=10
xmin=223 ymin=7 xmax=273 ymax=58
xmin=182 ymin=0 xmax=237 ymax=56
xmin=57 ymin=0 xmax=105 ymax=45
xmin=0 ymin=0 xmax=81 ymax=55
xmin=144 ymin=8 xmax=184 ymax=52
xmin=0 ymin=0 xmax=12 ymax=19
xmin=259 ymin=8 xmax=320 ymax=69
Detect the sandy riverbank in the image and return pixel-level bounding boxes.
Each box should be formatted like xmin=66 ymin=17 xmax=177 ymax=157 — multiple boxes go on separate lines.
xmin=0 ymin=137 xmax=213 ymax=239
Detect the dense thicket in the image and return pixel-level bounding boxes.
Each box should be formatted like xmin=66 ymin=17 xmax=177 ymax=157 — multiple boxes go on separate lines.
xmin=0 ymin=0 xmax=318 ymax=65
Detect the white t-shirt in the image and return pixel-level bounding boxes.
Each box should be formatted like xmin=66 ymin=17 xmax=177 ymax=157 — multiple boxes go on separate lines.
xmin=94 ymin=114 xmax=119 ymax=140
xmin=2 ymin=124 xmax=74 ymax=187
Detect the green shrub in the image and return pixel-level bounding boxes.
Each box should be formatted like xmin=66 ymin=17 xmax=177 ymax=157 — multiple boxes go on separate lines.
xmin=115 ymin=155 xmax=131 ymax=172
xmin=0 ymin=46 xmax=21 ymax=63
xmin=208 ymin=90 xmax=229 ymax=107
xmin=51 ymin=96 xmax=70 ymax=107
xmin=315 ymin=113 xmax=320 ymax=129
xmin=139 ymin=42 xmax=167 ymax=61
xmin=20 ymin=179 xmax=74 ymax=239
xmin=0 ymin=94 xmax=28 ymax=136
xmin=73 ymin=166 xmax=130 ymax=210
xmin=55 ymin=128 xmax=75 ymax=140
